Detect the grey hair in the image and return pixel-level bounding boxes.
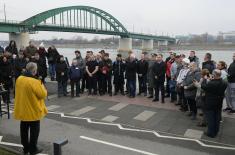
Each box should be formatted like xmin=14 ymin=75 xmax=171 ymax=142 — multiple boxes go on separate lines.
xmin=26 ymin=62 xmax=37 ymax=73
xmin=212 ymin=69 xmax=221 ymax=78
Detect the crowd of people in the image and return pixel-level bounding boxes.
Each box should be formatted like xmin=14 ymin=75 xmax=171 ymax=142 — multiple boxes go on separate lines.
xmin=1 ymin=40 xmax=235 ymax=138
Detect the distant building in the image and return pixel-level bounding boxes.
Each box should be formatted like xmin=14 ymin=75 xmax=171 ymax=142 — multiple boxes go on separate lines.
xmin=219 ymin=31 xmax=235 ymax=44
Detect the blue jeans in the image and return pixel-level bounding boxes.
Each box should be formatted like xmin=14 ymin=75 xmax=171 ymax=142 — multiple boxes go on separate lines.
xmin=128 ymin=80 xmax=136 ymax=97
xmin=205 ymin=110 xmax=221 ymax=137
xmin=58 ymin=81 xmax=67 ymax=96
xmin=49 ymin=64 xmax=56 ymax=78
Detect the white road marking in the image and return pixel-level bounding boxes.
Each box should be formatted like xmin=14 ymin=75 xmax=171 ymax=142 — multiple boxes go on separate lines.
xmin=80 ymin=136 xmax=159 ymax=155
xmin=47 ymin=105 xmax=60 ymax=111
xmin=70 ymin=106 xmax=95 ymax=116
xmin=134 ymin=110 xmax=156 ymax=121
xmin=0 ymin=135 xmax=23 ymax=147
xmin=0 ymin=135 xmax=48 ymax=154
xmin=109 ymin=103 xmax=128 ymax=111
xmin=101 ymin=115 xmax=119 ymax=122
xmin=48 ymin=111 xmax=235 ymax=150
xmin=184 ymin=129 xmax=203 ymax=139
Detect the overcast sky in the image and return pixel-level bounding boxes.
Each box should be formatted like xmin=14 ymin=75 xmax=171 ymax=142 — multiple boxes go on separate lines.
xmin=0 ymin=0 xmax=234 ymax=40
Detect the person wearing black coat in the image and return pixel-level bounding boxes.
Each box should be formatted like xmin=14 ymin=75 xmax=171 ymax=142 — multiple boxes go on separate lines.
xmin=14 ymin=52 xmax=27 ymax=80
xmin=69 ymin=59 xmax=82 ymax=97
xmin=201 ymin=69 xmax=227 ymax=138
xmin=0 ymin=56 xmax=13 ymax=103
xmin=152 ymin=54 xmax=166 ymax=103
xmin=47 ymin=46 xmax=60 ymax=81
xmin=56 ymin=55 xmax=68 ymax=97
xmin=99 ymin=53 xmax=113 ymax=96
xmin=202 ymin=53 xmax=215 ymax=74
xmin=86 ymin=55 xmax=99 ymax=95
xmin=137 ymin=53 xmax=148 ymax=96
xmin=31 ymin=53 xmax=47 ymax=83
xmin=0 ymin=45 xmax=4 ymax=54
xmin=228 ymin=54 xmax=235 ymax=83
xmin=125 ymin=54 xmax=137 ymax=98
xmin=113 ymin=54 xmax=125 ymax=95
xmin=5 ymin=40 xmax=18 ymax=56
xmin=225 ymin=54 xmax=235 ymax=114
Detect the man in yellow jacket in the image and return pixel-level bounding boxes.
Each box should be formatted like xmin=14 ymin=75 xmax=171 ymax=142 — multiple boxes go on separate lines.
xmin=14 ymin=62 xmax=48 ymax=155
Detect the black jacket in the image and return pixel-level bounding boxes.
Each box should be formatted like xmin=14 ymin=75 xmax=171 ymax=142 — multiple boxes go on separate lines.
xmin=99 ymin=59 xmax=113 ymax=76
xmin=47 ymin=47 xmax=60 ymax=64
xmin=228 ymin=61 xmax=235 ymax=83
xmin=201 ymin=79 xmax=227 ymax=110
xmin=31 ymin=58 xmax=47 ymax=79
xmin=125 ymin=60 xmax=137 ymax=81
xmin=152 ymin=61 xmax=166 ymax=83
xmin=202 ymin=60 xmax=215 ymax=74
xmin=137 ymin=60 xmax=148 ymax=76
xmin=56 ymin=61 xmax=68 ymax=82
xmin=15 ymin=58 xmax=27 ymax=78
xmin=5 ymin=46 xmax=18 ymax=55
xmin=0 ymin=60 xmax=13 ymax=87
xmin=113 ymin=60 xmax=125 ymax=84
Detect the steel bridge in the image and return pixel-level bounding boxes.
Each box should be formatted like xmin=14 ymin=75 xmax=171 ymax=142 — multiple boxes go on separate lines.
xmin=0 ymin=6 xmax=175 ymax=51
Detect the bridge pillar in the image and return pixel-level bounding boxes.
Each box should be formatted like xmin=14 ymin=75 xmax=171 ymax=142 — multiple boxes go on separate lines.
xmin=158 ymin=40 xmax=168 ymax=46
xmin=142 ymin=39 xmax=153 ymax=51
xmin=118 ymin=38 xmax=132 ymax=53
xmin=9 ymin=32 xmax=30 ymax=49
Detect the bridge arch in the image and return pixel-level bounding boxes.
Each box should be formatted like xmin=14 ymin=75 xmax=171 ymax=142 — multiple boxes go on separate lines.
xmin=21 ymin=6 xmax=129 ymax=36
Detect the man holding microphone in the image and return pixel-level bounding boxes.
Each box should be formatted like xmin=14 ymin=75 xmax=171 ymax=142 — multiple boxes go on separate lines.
xmin=14 ymin=62 xmax=48 ymax=155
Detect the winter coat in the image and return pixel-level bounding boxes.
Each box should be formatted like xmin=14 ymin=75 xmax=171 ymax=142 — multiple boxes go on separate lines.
xmin=99 ymin=59 xmax=113 ymax=76
xmin=201 ymin=78 xmax=227 ymax=110
xmin=166 ymin=59 xmax=174 ymax=78
xmin=228 ymin=61 xmax=235 ymax=83
xmin=182 ymin=69 xmax=201 ymax=99
xmin=113 ymin=60 xmax=125 ymax=84
xmin=37 ymin=47 xmax=47 ymax=61
xmin=152 ymin=61 xmax=166 ymax=83
xmin=5 ymin=45 xmax=18 ymax=55
xmin=31 ymin=58 xmax=47 ymax=79
xmin=56 ymin=61 xmax=68 ymax=82
xmin=189 ymin=56 xmax=200 ymax=67
xmin=176 ymin=67 xmax=189 ymax=85
xmin=147 ymin=60 xmax=155 ymax=88
xmin=0 ymin=59 xmax=13 ymax=87
xmin=15 ymin=58 xmax=27 ymax=78
xmin=202 ymin=60 xmax=216 ymax=74
xmin=25 ymin=46 xmax=37 ymax=58
xmin=125 ymin=60 xmax=137 ymax=81
xmin=47 ymin=47 xmax=60 ymax=64
xmin=75 ymin=56 xmax=85 ymax=72
xmin=137 ymin=60 xmax=148 ymax=76
xmin=0 ymin=46 xmax=4 ymax=54
xmin=69 ymin=65 xmax=81 ymax=81
xmin=14 ymin=74 xmax=48 ymax=121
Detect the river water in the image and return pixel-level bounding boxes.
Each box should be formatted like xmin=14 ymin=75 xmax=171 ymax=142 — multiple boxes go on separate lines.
xmin=58 ymin=48 xmax=234 ymax=66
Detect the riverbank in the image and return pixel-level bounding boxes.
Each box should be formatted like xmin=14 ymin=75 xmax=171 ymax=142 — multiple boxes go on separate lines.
xmin=47 ymin=43 xmax=235 ymax=51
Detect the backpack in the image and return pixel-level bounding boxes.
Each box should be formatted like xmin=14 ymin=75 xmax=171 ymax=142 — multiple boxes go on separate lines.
xmin=70 ymin=66 xmax=81 ymax=80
